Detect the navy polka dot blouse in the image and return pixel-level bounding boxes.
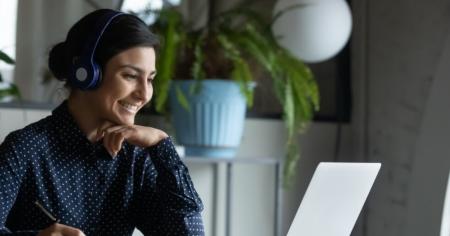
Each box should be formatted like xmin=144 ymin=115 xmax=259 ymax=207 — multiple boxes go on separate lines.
xmin=0 ymin=101 xmax=204 ymax=235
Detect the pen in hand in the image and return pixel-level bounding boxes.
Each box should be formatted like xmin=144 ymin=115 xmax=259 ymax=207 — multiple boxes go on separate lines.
xmin=34 ymin=200 xmax=60 ymax=224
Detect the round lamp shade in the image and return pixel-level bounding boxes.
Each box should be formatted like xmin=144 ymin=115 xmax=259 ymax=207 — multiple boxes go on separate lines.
xmin=272 ymin=0 xmax=352 ymax=63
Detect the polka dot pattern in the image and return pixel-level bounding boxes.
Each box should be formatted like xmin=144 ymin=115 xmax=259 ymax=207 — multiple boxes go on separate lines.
xmin=0 ymin=101 xmax=204 ymax=235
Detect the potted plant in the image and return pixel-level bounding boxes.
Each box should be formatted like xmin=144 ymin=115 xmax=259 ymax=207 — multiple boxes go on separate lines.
xmin=148 ymin=5 xmax=319 ymax=185
xmin=0 ymin=50 xmax=20 ymax=102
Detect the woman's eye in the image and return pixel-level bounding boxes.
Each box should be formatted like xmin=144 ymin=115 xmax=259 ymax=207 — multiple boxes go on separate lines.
xmin=124 ymin=74 xmax=139 ymax=80
xmin=147 ymin=78 xmax=154 ymax=84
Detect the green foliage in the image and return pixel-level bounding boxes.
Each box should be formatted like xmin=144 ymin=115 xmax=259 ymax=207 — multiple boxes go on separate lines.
xmin=148 ymin=6 xmax=320 ymax=186
xmin=0 ymin=50 xmax=20 ymax=101
xmin=0 ymin=84 xmax=21 ymax=100
xmin=152 ymin=9 xmax=183 ymax=113
xmin=0 ymin=50 xmax=15 ymax=65
xmin=217 ymin=33 xmax=254 ymax=106
xmin=175 ymin=85 xmax=190 ymax=111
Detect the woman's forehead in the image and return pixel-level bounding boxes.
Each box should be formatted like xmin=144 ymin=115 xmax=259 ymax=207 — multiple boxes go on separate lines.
xmin=108 ymin=47 xmax=156 ymax=70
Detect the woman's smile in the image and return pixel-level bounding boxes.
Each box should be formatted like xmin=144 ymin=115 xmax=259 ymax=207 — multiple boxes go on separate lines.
xmin=118 ymin=100 xmax=140 ymax=114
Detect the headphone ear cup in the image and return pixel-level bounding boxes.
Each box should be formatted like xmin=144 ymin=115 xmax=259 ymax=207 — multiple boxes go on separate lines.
xmin=70 ymin=59 xmax=97 ymax=90
xmin=90 ymin=61 xmax=102 ymax=89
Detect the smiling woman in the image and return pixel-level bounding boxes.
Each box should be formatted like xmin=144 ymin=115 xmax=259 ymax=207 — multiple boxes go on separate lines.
xmin=68 ymin=47 xmax=157 ymax=135
xmin=0 ymin=8 xmax=204 ymax=236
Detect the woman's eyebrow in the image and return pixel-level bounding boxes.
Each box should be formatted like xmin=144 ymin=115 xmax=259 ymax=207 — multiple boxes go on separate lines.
xmin=119 ymin=64 xmax=156 ymax=76
xmin=119 ymin=65 xmax=142 ymax=73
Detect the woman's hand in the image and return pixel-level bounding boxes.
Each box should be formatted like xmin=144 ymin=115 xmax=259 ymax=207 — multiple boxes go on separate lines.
xmin=96 ymin=123 xmax=168 ymax=157
xmin=37 ymin=223 xmax=85 ymax=236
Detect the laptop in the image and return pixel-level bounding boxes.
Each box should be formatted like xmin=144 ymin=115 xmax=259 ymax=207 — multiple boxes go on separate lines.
xmin=287 ymin=162 xmax=381 ymax=236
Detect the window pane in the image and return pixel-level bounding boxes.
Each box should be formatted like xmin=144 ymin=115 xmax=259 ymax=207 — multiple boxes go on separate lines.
xmin=0 ymin=0 xmax=18 ymax=70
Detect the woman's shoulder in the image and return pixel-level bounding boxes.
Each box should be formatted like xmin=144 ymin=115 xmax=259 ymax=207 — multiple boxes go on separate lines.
xmin=3 ymin=115 xmax=54 ymax=149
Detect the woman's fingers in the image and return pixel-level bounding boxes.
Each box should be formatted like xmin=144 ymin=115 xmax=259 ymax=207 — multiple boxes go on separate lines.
xmin=102 ymin=126 xmax=126 ymax=157
xmin=97 ymin=124 xmax=169 ymax=157
xmin=59 ymin=224 xmax=86 ymax=236
xmin=95 ymin=121 xmax=116 ymax=141
xmin=37 ymin=223 xmax=85 ymax=236
xmin=103 ymin=126 xmax=137 ymax=157
xmin=110 ymin=127 xmax=131 ymax=156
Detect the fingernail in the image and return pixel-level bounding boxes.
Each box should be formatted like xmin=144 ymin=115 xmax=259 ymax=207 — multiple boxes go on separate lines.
xmin=108 ymin=151 xmax=114 ymax=158
xmin=111 ymin=151 xmax=118 ymax=159
xmin=96 ymin=131 xmax=104 ymax=141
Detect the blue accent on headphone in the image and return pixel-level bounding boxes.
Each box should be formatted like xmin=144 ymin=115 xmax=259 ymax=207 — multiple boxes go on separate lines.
xmin=70 ymin=10 xmax=124 ymax=90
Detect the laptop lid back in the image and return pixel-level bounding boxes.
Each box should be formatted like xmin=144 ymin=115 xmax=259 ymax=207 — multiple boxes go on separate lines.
xmin=287 ymin=162 xmax=381 ymax=236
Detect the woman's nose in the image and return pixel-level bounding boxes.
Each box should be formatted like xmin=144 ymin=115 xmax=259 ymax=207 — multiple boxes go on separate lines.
xmin=134 ymin=81 xmax=151 ymax=102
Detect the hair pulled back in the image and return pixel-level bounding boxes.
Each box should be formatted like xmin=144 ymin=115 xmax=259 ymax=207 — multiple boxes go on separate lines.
xmin=48 ymin=9 xmax=159 ymax=88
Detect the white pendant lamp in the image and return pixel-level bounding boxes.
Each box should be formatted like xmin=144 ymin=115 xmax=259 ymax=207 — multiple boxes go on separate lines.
xmin=272 ymin=0 xmax=352 ymax=63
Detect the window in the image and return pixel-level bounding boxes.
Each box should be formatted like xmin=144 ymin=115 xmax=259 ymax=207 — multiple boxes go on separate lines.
xmin=0 ymin=0 xmax=18 ymax=82
xmin=120 ymin=0 xmax=181 ymax=24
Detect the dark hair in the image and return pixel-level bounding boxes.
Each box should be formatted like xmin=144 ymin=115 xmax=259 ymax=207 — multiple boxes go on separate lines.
xmin=48 ymin=9 xmax=159 ymax=87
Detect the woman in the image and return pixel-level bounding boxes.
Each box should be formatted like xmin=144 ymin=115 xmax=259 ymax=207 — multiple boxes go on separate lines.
xmin=0 ymin=9 xmax=204 ymax=236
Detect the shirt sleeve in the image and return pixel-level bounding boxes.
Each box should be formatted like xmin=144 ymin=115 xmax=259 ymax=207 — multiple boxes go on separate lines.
xmin=0 ymin=134 xmax=39 ymax=236
xmin=135 ymin=137 xmax=205 ymax=236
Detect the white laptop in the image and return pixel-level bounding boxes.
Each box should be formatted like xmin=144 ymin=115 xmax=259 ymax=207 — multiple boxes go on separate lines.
xmin=287 ymin=162 xmax=381 ymax=236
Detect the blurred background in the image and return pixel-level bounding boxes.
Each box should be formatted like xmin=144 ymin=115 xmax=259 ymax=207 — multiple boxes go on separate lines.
xmin=1 ymin=0 xmax=450 ymax=236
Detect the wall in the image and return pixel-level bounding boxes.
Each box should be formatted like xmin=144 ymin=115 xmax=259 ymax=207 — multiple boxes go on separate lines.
xmin=0 ymin=107 xmax=51 ymax=140
xmin=14 ymin=0 xmax=120 ymax=103
xmin=351 ymin=0 xmax=450 ymax=235
xmin=404 ymin=29 xmax=450 ymax=236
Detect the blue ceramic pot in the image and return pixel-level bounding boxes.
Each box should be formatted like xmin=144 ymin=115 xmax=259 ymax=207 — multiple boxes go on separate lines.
xmin=169 ymin=79 xmax=247 ymax=157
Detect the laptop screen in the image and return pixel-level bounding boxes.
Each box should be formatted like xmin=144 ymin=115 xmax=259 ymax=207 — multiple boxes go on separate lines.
xmin=287 ymin=162 xmax=381 ymax=236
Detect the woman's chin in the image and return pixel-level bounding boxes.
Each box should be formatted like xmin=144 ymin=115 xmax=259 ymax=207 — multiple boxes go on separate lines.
xmin=120 ymin=118 xmax=135 ymax=126
xmin=112 ymin=110 xmax=136 ymax=125
xmin=111 ymin=114 xmax=135 ymax=126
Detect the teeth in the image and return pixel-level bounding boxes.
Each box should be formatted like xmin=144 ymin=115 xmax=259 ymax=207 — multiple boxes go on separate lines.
xmin=119 ymin=101 xmax=139 ymax=113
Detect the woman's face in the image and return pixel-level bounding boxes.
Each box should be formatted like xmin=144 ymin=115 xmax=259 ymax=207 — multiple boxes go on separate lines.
xmin=86 ymin=46 xmax=156 ymax=126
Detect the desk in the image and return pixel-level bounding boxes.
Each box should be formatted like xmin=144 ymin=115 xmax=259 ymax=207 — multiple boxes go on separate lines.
xmin=184 ymin=156 xmax=282 ymax=236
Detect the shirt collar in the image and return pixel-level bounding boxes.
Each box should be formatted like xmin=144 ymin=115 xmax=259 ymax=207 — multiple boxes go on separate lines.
xmin=52 ymin=100 xmax=102 ymax=152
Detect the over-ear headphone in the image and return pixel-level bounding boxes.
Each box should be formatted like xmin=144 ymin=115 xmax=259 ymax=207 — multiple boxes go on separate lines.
xmin=69 ymin=10 xmax=124 ymax=90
